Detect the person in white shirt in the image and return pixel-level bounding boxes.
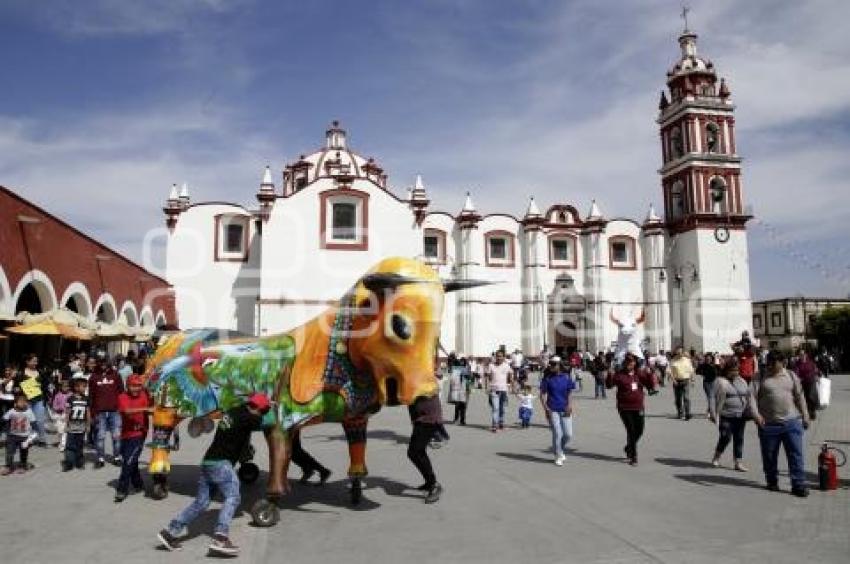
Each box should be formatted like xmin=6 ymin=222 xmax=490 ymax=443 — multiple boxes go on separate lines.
xmin=487 ymin=351 xmax=514 ymax=432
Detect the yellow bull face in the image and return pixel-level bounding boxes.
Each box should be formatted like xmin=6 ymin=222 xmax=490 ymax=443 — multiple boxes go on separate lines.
xmin=348 ymin=257 xmax=443 ymax=406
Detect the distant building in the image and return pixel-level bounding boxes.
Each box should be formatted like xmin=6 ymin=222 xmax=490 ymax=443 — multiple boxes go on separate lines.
xmin=163 ymin=26 xmax=753 ymax=356
xmin=752 ymin=297 xmax=850 ymax=351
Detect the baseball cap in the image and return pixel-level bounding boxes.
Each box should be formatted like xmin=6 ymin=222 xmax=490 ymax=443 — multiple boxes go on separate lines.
xmin=550 ymin=356 xmax=561 ymax=363
xmin=247 ymin=393 xmax=271 ymax=414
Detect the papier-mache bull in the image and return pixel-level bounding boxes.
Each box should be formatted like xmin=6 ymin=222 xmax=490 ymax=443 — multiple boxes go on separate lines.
xmin=611 ymin=309 xmax=646 ymax=366
xmin=141 ymin=257 xmax=487 ymax=526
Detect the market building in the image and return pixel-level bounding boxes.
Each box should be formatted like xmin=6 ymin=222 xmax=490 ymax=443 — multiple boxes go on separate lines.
xmin=0 ymin=186 xmax=176 ymax=334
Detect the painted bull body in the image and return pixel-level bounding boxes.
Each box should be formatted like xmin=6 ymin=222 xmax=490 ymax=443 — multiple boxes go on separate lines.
xmin=143 ymin=257 xmax=476 ymax=525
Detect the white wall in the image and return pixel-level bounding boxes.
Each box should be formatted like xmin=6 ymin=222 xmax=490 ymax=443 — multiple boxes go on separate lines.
xmin=258 ymin=177 xmax=421 ymax=335
xmin=167 ymin=204 xmax=259 ymax=332
xmin=670 ymin=228 xmax=752 ymax=353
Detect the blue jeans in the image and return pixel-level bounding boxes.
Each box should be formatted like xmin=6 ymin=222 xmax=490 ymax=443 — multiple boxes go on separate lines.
xmin=490 ymin=391 xmax=508 ymax=428
xmin=758 ymin=418 xmax=806 ymax=489
xmin=96 ymin=411 xmax=121 ymax=460
xmin=117 ymin=436 xmax=145 ymax=494
xmin=518 ymin=407 xmax=532 ymax=427
xmin=168 ymin=461 xmax=241 ymax=536
xmin=29 ymin=399 xmax=47 ymax=443
xmin=548 ymin=411 xmax=573 ymax=457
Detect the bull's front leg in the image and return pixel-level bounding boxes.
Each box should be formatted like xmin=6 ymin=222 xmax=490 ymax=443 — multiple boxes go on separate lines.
xmin=251 ymin=426 xmax=291 ymax=528
xmin=148 ymin=406 xmax=180 ymax=500
xmin=264 ymin=425 xmax=292 ymax=499
xmin=342 ymin=416 xmax=368 ymax=505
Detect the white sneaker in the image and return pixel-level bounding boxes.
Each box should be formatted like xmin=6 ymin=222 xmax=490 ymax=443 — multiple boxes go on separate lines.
xmin=554 ymin=454 xmax=565 ymax=466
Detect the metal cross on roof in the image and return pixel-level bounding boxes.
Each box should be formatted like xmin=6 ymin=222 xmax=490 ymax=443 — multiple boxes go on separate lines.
xmin=681 ymin=5 xmax=691 ymax=32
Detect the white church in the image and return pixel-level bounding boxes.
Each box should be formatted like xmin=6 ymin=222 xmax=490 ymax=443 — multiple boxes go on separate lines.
xmin=162 ymin=27 xmax=753 ymax=358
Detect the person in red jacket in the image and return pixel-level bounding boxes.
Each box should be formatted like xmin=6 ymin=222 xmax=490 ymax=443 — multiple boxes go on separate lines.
xmin=734 ymin=340 xmax=757 ymax=384
xmin=606 ymin=353 xmax=656 ymax=466
xmin=89 ymin=351 xmax=124 ymax=468
xmin=114 ymin=374 xmax=152 ymax=502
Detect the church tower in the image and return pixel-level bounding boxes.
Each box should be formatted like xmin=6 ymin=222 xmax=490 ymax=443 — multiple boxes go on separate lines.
xmin=658 ymin=15 xmax=753 ymax=352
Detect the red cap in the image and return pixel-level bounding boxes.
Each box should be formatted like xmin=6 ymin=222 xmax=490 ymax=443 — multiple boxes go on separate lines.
xmin=127 ymin=374 xmax=144 ymax=386
xmin=247 ymin=393 xmax=271 ymax=414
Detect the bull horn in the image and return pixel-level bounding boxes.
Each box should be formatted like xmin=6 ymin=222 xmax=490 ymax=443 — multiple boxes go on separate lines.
xmin=442 ymin=279 xmax=495 ymax=293
xmin=361 ymin=273 xmax=430 ymax=293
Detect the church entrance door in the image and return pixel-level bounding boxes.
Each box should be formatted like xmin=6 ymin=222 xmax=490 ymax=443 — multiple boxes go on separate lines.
xmin=555 ymin=321 xmax=578 ymax=358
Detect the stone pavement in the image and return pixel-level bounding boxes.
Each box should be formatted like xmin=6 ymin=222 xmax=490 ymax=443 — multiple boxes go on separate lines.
xmin=1 ymin=374 xmax=848 ymax=564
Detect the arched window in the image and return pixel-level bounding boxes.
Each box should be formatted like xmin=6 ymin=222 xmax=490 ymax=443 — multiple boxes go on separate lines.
xmin=670 ymin=127 xmax=684 ymax=159
xmin=670 ymin=180 xmax=685 ymax=220
xmin=709 ymin=176 xmax=727 ymax=213
xmin=706 ymin=122 xmax=720 ymax=153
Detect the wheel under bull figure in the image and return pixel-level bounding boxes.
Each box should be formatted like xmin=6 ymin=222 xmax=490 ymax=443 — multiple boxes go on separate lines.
xmin=142 ymin=257 xmax=486 ymax=527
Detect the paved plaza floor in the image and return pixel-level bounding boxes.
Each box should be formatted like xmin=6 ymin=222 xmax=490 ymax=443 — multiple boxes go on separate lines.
xmin=1 ymin=374 xmax=848 ymax=563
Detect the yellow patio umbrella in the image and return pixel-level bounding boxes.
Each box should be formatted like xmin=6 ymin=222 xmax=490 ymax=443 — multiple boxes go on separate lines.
xmin=6 ymin=319 xmax=93 ymax=340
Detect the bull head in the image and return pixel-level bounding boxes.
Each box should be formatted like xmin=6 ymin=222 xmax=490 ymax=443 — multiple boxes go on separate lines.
xmin=348 ymin=259 xmax=494 ymax=406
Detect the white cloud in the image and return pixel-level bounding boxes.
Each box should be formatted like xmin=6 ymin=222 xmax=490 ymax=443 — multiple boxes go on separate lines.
xmin=19 ymin=0 xmax=242 ymax=36
xmin=1 ymin=0 xmax=848 ymax=299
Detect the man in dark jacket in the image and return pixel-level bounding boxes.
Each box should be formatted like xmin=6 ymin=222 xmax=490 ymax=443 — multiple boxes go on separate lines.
xmin=157 ymin=394 xmax=271 ymax=556
xmin=408 ymin=394 xmax=443 ymax=503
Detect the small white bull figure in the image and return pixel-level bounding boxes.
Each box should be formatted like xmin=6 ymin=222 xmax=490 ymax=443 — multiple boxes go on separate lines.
xmin=610 ymin=309 xmax=646 ymax=366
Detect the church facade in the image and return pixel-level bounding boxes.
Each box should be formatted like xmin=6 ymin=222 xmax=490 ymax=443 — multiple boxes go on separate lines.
xmin=162 ymin=28 xmax=753 ymax=357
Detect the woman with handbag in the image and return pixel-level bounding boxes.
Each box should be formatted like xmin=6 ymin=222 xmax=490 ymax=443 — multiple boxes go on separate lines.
xmin=709 ymin=360 xmax=762 ymax=470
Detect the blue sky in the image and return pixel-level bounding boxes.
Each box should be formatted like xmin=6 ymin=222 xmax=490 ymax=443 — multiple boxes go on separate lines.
xmin=1 ymin=0 xmax=848 ymax=299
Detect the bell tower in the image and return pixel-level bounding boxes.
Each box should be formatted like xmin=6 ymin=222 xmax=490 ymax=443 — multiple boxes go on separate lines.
xmin=657 ymin=15 xmax=753 ymax=353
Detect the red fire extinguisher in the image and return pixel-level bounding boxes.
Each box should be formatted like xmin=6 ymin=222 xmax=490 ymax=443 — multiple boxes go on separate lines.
xmin=818 ymin=443 xmax=846 ymax=491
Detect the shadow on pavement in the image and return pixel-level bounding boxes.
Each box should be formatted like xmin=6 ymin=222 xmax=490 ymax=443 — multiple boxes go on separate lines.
xmin=673 ymin=473 xmax=763 ymax=489
xmin=496 ymin=452 xmax=552 ymax=464
xmin=145 ymin=464 xmax=385 ymax=517
xmin=804 ymin=471 xmax=850 ymax=490
xmin=321 ymin=429 xmax=410 ymax=444
xmin=655 ymin=457 xmax=715 ymax=469
xmin=565 ymin=450 xmax=626 ymax=463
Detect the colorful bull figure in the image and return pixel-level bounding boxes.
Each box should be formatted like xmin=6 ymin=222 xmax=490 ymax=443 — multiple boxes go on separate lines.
xmin=143 ymin=257 xmax=484 ymax=526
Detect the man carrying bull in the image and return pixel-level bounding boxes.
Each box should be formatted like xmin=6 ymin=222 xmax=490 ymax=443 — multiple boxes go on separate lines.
xmin=157 ymin=393 xmax=271 ymax=556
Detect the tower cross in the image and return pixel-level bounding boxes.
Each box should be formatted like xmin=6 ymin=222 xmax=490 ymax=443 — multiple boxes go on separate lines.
xmin=681 ymin=5 xmax=691 ymax=32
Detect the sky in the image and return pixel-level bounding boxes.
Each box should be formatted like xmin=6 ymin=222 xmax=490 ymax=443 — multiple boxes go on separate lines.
xmin=1 ymin=0 xmax=848 ymax=300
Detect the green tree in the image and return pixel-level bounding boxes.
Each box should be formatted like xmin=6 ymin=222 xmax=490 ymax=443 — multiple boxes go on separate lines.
xmin=810 ymin=306 xmax=850 ymax=368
